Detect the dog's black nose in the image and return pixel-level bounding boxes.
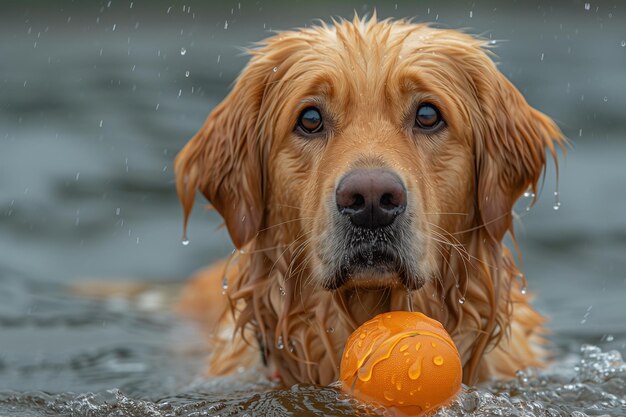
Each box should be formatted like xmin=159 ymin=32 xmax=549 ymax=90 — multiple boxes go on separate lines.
xmin=336 ymin=169 xmax=407 ymax=228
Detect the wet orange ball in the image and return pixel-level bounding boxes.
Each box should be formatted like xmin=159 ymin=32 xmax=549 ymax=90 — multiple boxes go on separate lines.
xmin=340 ymin=311 xmax=462 ymax=416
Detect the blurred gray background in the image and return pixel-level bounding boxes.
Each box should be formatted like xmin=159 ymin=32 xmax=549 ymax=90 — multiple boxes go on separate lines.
xmin=1 ymin=0 xmax=625 ymax=363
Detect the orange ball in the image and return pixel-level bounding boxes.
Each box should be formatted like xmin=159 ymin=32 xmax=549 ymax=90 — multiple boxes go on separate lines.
xmin=340 ymin=311 xmax=462 ymax=416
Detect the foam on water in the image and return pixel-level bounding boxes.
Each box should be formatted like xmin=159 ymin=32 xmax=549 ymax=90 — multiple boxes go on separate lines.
xmin=1 ymin=344 xmax=624 ymax=416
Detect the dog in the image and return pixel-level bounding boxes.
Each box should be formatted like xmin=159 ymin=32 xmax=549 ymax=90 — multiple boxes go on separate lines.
xmin=174 ymin=15 xmax=564 ymax=387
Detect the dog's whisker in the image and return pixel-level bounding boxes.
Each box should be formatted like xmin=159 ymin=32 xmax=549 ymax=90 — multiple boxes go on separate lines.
xmin=256 ymin=217 xmax=315 ymax=233
xmin=425 ymin=223 xmax=495 ymax=270
xmin=447 ymin=211 xmax=512 ymax=236
xmin=422 ymin=212 xmax=469 ymax=216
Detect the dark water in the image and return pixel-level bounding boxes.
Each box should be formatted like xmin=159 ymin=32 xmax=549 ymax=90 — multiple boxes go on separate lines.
xmin=1 ymin=1 xmax=626 ymax=416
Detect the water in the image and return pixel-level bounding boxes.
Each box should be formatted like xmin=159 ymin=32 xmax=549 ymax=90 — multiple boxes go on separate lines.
xmin=2 ymin=1 xmax=626 ymax=416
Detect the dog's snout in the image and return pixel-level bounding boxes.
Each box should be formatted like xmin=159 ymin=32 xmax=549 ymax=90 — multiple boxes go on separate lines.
xmin=335 ymin=169 xmax=407 ymax=228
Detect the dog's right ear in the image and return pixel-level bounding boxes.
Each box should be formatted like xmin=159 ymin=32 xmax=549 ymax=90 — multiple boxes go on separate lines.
xmin=174 ymin=65 xmax=267 ymax=249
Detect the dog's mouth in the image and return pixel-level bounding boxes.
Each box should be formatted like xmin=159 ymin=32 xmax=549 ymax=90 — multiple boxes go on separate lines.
xmin=323 ymin=227 xmax=424 ymax=291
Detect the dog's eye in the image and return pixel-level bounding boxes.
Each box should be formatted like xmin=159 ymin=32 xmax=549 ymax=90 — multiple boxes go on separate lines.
xmin=415 ymin=104 xmax=443 ymax=130
xmin=297 ymin=107 xmax=324 ymax=134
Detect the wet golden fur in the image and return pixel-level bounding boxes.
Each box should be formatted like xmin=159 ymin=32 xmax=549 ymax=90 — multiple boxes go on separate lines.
xmin=175 ymin=16 xmax=564 ymax=386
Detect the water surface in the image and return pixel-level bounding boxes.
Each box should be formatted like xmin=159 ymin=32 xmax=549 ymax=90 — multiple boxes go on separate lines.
xmin=1 ymin=1 xmax=625 ymax=416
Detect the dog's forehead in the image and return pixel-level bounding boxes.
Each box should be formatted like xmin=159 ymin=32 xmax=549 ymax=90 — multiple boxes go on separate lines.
xmin=258 ymin=21 xmax=486 ymax=104
xmin=276 ymin=21 xmax=482 ymax=69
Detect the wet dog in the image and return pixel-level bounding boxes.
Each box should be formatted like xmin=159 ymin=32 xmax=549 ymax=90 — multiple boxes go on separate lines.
xmin=175 ymin=15 xmax=564 ymax=385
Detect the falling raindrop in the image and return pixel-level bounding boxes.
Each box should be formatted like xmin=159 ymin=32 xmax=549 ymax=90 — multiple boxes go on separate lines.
xmin=222 ymin=275 xmax=229 ymax=290
xmin=180 ymin=47 xmax=186 ymax=55
xmin=580 ymin=305 xmax=592 ymax=324
xmin=584 ymin=3 xmax=591 ymax=10
xmin=185 ymin=70 xmax=190 ymax=77
xmin=553 ymin=191 xmax=561 ymax=211
xmin=603 ymin=96 xmax=608 ymax=102
xmin=621 ymin=40 xmax=626 ymax=47
xmin=224 ymin=20 xmax=228 ymax=30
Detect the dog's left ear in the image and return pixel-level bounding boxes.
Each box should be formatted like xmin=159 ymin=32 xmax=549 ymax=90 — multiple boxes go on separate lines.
xmin=174 ymin=63 xmax=268 ymax=249
xmin=475 ymin=66 xmax=565 ymax=241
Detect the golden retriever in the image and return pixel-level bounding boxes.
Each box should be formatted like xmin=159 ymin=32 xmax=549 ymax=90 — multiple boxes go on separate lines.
xmin=174 ymin=15 xmax=564 ymax=386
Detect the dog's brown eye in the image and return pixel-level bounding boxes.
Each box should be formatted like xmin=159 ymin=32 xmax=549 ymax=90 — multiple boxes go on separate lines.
xmin=415 ymin=104 xmax=443 ymax=130
xmin=298 ymin=107 xmax=323 ymax=134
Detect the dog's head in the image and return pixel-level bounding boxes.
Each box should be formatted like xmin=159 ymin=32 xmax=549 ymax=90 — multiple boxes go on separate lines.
xmin=176 ymin=17 xmax=563 ymax=294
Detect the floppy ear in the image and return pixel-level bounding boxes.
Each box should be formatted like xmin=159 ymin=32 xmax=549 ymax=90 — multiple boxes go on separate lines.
xmin=174 ymin=65 xmax=268 ymax=249
xmin=475 ymin=67 xmax=565 ymax=241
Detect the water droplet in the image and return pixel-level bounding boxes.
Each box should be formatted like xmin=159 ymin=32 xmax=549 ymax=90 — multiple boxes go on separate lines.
xmin=603 ymin=96 xmax=608 ymax=102
xmin=277 ymin=336 xmax=284 ymax=350
xmin=433 ymin=355 xmax=444 ymax=366
xmin=621 ymin=40 xmax=626 ymax=47
xmin=553 ymin=191 xmax=561 ymax=210
xmin=272 ymin=66 xmax=278 ymax=72
xmin=181 ymin=239 xmax=190 ymax=246
xmin=488 ymin=39 xmax=497 ymax=45
xmin=99 ymin=120 xmax=103 ymax=128
xmin=521 ymin=287 xmax=527 ymax=295
xmin=241 ymin=215 xmax=246 ymax=222
xmin=224 ymin=20 xmax=228 ymax=29
xmin=605 ymin=334 xmax=614 ymax=342
xmin=180 ymin=47 xmax=186 ymax=55
xmin=326 ymin=327 xmax=334 ymax=333
xmin=408 ymin=357 xmax=423 ymax=380
xmin=222 ymin=276 xmax=228 ymax=290
xmin=115 ymin=207 xmax=121 ymax=216
xmin=584 ymin=2 xmax=591 ymax=10
xmin=185 ymin=70 xmax=190 ymax=77
xmin=458 ymin=297 xmax=466 ymax=304
xmin=279 ymin=286 xmax=286 ymax=296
